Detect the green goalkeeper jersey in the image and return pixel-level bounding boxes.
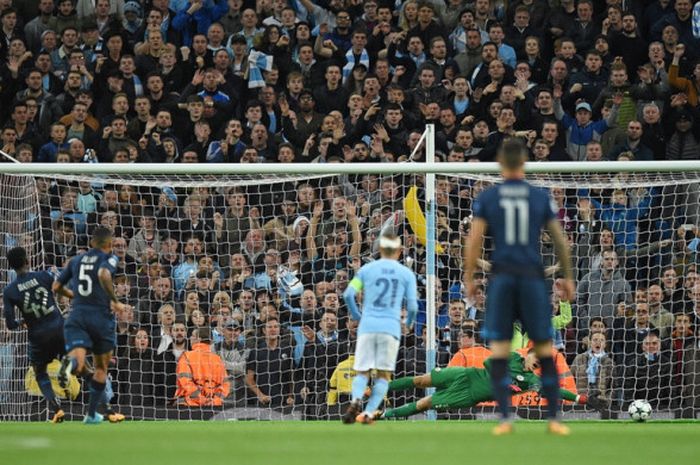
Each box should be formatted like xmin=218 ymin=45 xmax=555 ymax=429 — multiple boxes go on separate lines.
xmin=477 ymin=353 xmax=578 ymax=402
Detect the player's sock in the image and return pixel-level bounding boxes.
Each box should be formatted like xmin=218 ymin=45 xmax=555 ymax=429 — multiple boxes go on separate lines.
xmin=364 ymin=378 xmax=389 ymax=413
xmin=36 ymin=371 xmax=57 ymax=404
xmin=489 ymin=357 xmax=511 ymax=420
xmin=88 ymin=379 xmax=106 ymax=417
xmin=383 ymin=402 xmax=420 ymax=418
xmin=351 ymin=374 xmax=369 ymax=402
xmin=539 ymin=356 xmax=560 ymax=420
xmin=388 ymin=377 xmax=415 ymax=392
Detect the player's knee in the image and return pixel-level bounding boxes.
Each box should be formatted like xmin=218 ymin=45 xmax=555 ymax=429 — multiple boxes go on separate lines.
xmin=376 ymin=370 xmax=392 ymax=380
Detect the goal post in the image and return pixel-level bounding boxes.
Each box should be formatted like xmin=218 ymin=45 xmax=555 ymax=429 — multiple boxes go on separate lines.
xmin=2 ymin=153 xmax=700 ymax=421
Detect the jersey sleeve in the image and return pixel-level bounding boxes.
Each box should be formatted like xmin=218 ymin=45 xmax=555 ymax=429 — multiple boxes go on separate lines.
xmin=472 ymin=191 xmax=486 ymax=219
xmin=348 ymin=267 xmax=364 ymax=292
xmin=543 ymin=189 xmax=558 ymax=223
xmin=100 ymin=254 xmax=119 ymax=275
xmin=3 ymin=290 xmax=19 ymax=330
xmin=404 ymin=268 xmax=418 ymax=326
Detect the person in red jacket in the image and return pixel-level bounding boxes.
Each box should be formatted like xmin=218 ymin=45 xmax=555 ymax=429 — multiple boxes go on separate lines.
xmin=176 ymin=327 xmax=230 ymax=407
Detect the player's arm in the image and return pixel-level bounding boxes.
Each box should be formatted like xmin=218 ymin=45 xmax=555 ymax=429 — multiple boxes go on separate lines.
xmin=463 ymin=217 xmax=487 ymax=298
xmin=342 ymin=275 xmax=363 ymax=321
xmin=545 ymin=219 xmax=575 ymax=301
xmin=404 ymin=272 xmax=418 ymax=328
xmin=98 ymin=263 xmax=128 ymax=313
xmin=3 ymin=294 xmax=20 ymax=330
xmin=559 ymin=387 xmax=606 ymax=410
xmin=52 ymin=262 xmax=74 ymax=299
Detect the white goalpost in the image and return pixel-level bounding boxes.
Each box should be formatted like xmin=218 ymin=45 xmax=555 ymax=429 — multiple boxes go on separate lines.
xmin=2 ymin=126 xmax=700 ymax=421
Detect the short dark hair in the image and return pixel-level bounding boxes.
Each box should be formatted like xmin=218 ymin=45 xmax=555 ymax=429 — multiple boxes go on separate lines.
xmin=7 ymin=247 xmax=28 ymax=271
xmin=92 ymin=226 xmax=113 ymax=246
xmin=197 ymin=326 xmax=212 ymax=342
xmin=497 ymin=138 xmax=527 ymax=169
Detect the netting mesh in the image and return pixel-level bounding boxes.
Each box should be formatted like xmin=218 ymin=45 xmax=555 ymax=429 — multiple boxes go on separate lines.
xmin=2 ymin=168 xmax=700 ymax=421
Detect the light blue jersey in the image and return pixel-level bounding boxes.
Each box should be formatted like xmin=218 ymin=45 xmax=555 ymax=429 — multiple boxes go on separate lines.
xmin=343 ymin=258 xmax=418 ymax=340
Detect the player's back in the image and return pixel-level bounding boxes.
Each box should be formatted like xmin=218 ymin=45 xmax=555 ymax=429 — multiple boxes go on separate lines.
xmin=3 ymin=271 xmax=61 ymax=331
xmin=474 ymin=179 xmax=555 ymax=276
xmin=59 ymin=249 xmax=118 ymax=314
xmin=356 ymin=258 xmax=416 ymax=338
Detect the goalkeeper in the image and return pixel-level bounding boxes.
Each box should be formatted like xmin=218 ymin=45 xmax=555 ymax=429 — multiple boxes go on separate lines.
xmin=375 ymin=351 xmax=605 ymax=420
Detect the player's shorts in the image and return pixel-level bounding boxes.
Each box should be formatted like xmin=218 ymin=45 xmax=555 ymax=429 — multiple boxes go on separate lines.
xmin=353 ymin=332 xmax=400 ymax=372
xmin=430 ymin=367 xmax=476 ymax=410
xmin=28 ymin=322 xmax=65 ymax=367
xmin=483 ymin=274 xmax=552 ymax=342
xmin=64 ymin=308 xmax=116 ymax=355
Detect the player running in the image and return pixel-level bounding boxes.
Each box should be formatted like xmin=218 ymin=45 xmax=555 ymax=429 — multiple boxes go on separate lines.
xmin=3 ymin=247 xmax=66 ymax=423
xmin=342 ymin=233 xmax=418 ymax=424
xmin=372 ymin=351 xmax=605 ymax=420
xmin=53 ymin=227 xmax=128 ymax=424
xmin=464 ymin=138 xmax=576 ymax=436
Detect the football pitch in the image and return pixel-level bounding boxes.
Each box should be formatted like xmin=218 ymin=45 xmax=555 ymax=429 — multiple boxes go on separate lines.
xmin=2 ymin=420 xmax=700 ymax=465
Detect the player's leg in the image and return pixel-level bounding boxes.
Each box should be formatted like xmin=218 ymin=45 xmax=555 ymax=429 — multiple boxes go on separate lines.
xmin=380 ymin=394 xmax=433 ymax=419
xmin=357 ymin=334 xmax=400 ymax=424
xmin=84 ymin=351 xmax=111 ymax=424
xmin=344 ymin=334 xmax=373 ymax=423
xmin=520 ymin=278 xmax=568 ymax=435
xmin=33 ymin=361 xmax=64 ymax=423
xmin=387 ymin=373 xmax=433 ymax=393
xmin=484 ymin=275 xmax=516 ymax=432
xmin=59 ymin=315 xmax=91 ymax=388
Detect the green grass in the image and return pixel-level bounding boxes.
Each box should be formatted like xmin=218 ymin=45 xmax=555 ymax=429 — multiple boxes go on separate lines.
xmin=2 ymin=421 xmax=700 ymax=465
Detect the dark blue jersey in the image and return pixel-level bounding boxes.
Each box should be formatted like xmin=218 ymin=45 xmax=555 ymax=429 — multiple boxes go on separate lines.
xmin=473 ymin=179 xmax=556 ymax=276
xmin=3 ymin=270 xmax=62 ymax=331
xmin=57 ymin=249 xmax=118 ymax=315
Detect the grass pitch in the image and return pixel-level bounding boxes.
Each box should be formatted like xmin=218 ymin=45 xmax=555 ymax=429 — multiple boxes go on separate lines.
xmin=2 ymin=420 xmax=699 ymax=465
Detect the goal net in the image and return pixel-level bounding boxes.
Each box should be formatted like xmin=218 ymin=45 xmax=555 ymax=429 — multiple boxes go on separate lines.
xmin=1 ymin=164 xmax=700 ymax=421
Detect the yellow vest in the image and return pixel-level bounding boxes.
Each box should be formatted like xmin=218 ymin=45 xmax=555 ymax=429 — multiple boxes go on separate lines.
xmin=327 ymin=355 xmax=356 ymax=405
xmin=25 ymin=359 xmax=81 ymax=400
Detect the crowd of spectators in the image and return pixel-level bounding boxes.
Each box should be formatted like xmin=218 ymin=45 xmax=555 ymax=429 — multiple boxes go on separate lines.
xmin=1 ymin=0 xmax=700 ymax=419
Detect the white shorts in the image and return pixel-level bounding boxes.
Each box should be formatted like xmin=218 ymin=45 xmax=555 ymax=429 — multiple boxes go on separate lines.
xmin=353 ymin=333 xmax=400 ymax=372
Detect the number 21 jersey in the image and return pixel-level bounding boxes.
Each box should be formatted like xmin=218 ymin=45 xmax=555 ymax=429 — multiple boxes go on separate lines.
xmin=354 ymin=258 xmax=418 ymax=339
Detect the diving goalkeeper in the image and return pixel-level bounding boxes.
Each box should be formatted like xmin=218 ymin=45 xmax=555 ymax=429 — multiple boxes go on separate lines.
xmin=374 ymin=351 xmax=605 ymax=420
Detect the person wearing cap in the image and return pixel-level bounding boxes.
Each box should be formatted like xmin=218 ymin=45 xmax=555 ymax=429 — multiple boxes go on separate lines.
xmin=553 ymin=82 xmax=621 ymax=161
xmin=176 ymin=327 xmax=230 ymax=406
xmin=667 ymin=109 xmax=700 ymax=159
xmin=281 ymin=87 xmax=324 ymax=149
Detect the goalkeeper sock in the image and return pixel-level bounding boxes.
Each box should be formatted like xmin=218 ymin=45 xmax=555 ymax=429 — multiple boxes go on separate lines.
xmin=365 ymin=379 xmax=389 ymax=413
xmin=384 ymin=402 xmax=420 ymax=418
xmin=539 ymin=356 xmax=560 ymax=420
xmin=36 ymin=371 xmax=57 ymax=403
xmin=489 ymin=357 xmax=511 ymax=420
xmin=388 ymin=376 xmax=415 ymax=392
xmin=88 ymin=379 xmax=106 ymax=417
xmin=351 ymin=374 xmax=369 ymax=403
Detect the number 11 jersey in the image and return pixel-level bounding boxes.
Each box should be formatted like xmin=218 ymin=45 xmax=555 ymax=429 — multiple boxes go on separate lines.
xmin=473 ymin=179 xmax=557 ymax=277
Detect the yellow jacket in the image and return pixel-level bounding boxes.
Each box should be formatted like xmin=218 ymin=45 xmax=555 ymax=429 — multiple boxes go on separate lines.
xmin=327 ymin=355 xmax=356 ymax=406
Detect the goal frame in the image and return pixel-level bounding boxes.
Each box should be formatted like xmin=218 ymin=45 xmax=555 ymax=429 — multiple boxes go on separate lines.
xmin=2 ymin=125 xmax=700 ymax=421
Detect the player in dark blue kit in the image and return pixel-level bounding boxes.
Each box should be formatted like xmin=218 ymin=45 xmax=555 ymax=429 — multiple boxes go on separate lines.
xmin=464 ymin=139 xmax=575 ymax=436
xmin=3 ymin=247 xmax=66 ymax=423
xmin=53 ymin=227 xmax=128 ymax=424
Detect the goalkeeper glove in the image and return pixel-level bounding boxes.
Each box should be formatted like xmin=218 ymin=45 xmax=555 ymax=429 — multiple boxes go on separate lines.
xmin=575 ymin=394 xmax=607 ymax=411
